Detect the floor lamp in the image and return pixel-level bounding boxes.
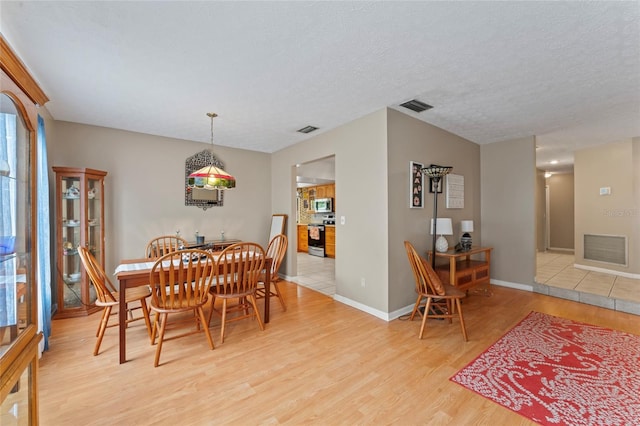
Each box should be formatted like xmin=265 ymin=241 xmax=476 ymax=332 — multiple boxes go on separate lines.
xmin=422 ymin=164 xmax=453 ymax=268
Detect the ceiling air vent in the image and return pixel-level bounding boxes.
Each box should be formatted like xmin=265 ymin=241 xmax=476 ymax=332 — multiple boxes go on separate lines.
xmin=297 ymin=125 xmax=319 ymax=134
xmin=400 ymin=99 xmax=433 ymax=113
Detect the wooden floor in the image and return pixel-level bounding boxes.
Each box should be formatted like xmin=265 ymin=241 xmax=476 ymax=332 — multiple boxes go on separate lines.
xmin=39 ymin=282 xmax=640 ymax=425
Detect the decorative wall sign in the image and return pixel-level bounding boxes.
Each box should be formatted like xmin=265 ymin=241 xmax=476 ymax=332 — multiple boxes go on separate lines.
xmin=185 ymin=150 xmax=224 ymax=210
xmin=446 ymin=173 xmax=464 ymax=209
xmin=410 ymin=161 xmax=424 ymax=208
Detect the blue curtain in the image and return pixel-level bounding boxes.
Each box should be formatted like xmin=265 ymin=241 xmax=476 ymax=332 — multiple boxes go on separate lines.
xmin=37 ymin=115 xmax=52 ymax=350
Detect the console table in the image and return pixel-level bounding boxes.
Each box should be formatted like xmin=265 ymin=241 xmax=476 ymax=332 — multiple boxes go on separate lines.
xmin=427 ymin=246 xmax=492 ymax=293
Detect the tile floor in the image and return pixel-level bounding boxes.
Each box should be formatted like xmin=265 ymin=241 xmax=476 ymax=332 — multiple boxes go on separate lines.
xmin=536 ymin=251 xmax=640 ymax=303
xmin=291 ymin=250 xmax=640 ymax=312
xmin=293 ymin=252 xmax=336 ymax=296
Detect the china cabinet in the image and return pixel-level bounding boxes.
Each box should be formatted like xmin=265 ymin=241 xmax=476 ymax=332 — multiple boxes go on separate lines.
xmin=1 ymin=35 xmax=47 ymax=424
xmin=53 ymin=167 xmax=107 ymax=318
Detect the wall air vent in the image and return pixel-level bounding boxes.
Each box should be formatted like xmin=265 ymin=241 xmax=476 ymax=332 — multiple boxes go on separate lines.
xmin=400 ymin=99 xmax=433 ymax=113
xmin=583 ymin=234 xmax=627 ymax=266
xmin=297 ymin=125 xmax=319 ymax=134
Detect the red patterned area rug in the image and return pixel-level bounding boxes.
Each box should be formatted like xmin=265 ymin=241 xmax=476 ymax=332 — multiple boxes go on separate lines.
xmin=450 ymin=311 xmax=640 ymax=426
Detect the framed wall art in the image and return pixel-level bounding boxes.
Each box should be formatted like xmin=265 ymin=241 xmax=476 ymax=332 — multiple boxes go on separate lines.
xmin=446 ymin=173 xmax=464 ymax=208
xmin=409 ymin=161 xmax=424 ymax=208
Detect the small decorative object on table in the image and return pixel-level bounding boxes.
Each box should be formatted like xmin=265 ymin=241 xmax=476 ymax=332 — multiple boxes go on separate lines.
xmin=220 ymin=230 xmax=225 ymax=241
xmin=195 ymin=230 xmax=205 ymax=244
xmin=460 ymin=220 xmax=474 ymax=251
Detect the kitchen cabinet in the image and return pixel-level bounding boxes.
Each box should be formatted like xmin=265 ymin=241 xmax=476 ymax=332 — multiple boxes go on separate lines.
xmin=314 ymin=184 xmax=335 ymax=200
xmin=1 ymin=36 xmax=47 ymax=424
xmin=325 ymin=226 xmax=335 ymax=258
xmin=297 ymin=224 xmax=308 ymax=252
xmin=53 ymin=167 xmax=107 ymax=318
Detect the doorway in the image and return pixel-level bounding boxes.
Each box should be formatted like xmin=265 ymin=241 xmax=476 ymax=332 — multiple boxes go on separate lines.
xmin=294 ymin=155 xmax=336 ymax=296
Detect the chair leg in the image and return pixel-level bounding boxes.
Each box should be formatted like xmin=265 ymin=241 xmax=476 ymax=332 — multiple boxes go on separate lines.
xmin=139 ymin=298 xmax=153 ymax=342
xmin=419 ymin=298 xmax=432 ymax=339
xmin=151 ymin=311 xmax=160 ymax=345
xmin=273 ymin=282 xmax=287 ymax=311
xmin=94 ymin=306 xmax=112 ymax=356
xmin=248 ymin=295 xmax=264 ymax=331
xmin=455 ymin=298 xmax=468 ymax=341
xmin=196 ymin=306 xmax=215 ymax=350
xmin=206 ymin=294 xmax=216 ymax=326
xmin=446 ymin=300 xmax=453 ymax=324
xmin=409 ymin=295 xmax=423 ymax=321
xmin=220 ymin=299 xmax=228 ymax=344
xmin=154 ymin=312 xmax=168 ymax=367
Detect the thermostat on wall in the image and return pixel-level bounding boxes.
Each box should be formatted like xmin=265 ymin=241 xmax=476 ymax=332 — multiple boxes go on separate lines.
xmin=599 ymin=187 xmax=611 ymax=196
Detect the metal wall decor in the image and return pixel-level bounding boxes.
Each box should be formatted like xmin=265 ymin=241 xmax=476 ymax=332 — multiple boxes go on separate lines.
xmin=185 ymin=150 xmax=225 ymax=210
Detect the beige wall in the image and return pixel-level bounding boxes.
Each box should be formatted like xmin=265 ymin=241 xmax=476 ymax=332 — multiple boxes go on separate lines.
xmin=547 ymin=173 xmax=575 ymax=250
xmin=46 ymin=120 xmax=271 ymax=278
xmin=386 ymin=109 xmax=481 ymax=311
xmin=481 ymin=136 xmax=537 ymax=287
xmin=272 ymin=109 xmax=389 ymax=313
xmin=272 ymin=108 xmax=482 ymax=315
xmin=574 ymin=139 xmax=639 ymax=274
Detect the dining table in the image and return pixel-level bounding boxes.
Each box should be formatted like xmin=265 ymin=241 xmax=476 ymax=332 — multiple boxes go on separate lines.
xmin=114 ymin=253 xmax=272 ymax=364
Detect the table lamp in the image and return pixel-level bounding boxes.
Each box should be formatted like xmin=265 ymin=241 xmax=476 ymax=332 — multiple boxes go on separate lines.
xmin=430 ymin=218 xmax=453 ymax=252
xmin=460 ymin=220 xmax=474 ymax=251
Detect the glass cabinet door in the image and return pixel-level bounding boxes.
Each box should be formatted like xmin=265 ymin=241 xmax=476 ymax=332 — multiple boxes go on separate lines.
xmin=0 ymin=93 xmax=33 ymax=354
xmin=59 ymin=176 xmax=84 ymax=310
xmin=53 ymin=167 xmax=106 ymax=318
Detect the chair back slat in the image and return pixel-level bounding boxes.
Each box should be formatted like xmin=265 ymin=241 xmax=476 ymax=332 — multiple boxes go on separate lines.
xmin=404 ymin=241 xmax=446 ymax=296
xmin=212 ymin=242 xmax=265 ymax=296
xmin=265 ymin=234 xmax=288 ymax=281
xmin=78 ymin=246 xmax=117 ymax=303
xmin=145 ymin=235 xmax=188 ymax=258
xmin=150 ymin=249 xmax=214 ymax=310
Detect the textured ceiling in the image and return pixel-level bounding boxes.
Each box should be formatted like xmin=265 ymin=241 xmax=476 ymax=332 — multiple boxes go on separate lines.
xmin=1 ymin=1 xmax=639 ymax=172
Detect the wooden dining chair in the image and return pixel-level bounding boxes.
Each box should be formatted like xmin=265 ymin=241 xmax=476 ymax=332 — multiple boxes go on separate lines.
xmin=255 ymin=234 xmax=288 ymax=311
xmin=148 ymin=248 xmax=215 ymax=367
xmin=207 ymin=242 xmax=266 ymax=343
xmin=78 ymin=246 xmax=153 ymax=356
xmin=145 ymin=235 xmax=188 ymax=258
xmin=404 ymin=241 xmax=468 ymax=341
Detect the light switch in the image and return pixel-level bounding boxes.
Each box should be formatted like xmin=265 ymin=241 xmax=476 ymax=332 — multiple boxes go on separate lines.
xmin=599 ymin=187 xmax=611 ymax=196
xmin=340 ymin=216 xmax=346 ymax=225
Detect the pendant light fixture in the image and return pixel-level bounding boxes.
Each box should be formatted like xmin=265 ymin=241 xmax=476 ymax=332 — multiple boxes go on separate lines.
xmin=187 ymin=113 xmax=236 ymax=190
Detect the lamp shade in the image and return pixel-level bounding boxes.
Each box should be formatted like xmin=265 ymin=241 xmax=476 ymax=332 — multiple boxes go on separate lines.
xmin=188 ymin=165 xmax=236 ymax=190
xmin=430 ymin=218 xmax=453 ymax=235
xmin=460 ymin=220 xmax=474 ymax=233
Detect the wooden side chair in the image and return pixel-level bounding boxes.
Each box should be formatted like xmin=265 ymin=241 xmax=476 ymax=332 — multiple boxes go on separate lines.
xmin=78 ymin=246 xmax=153 ymax=356
xmin=207 ymin=242 xmax=266 ymax=343
xmin=145 ymin=235 xmax=188 ymax=258
xmin=148 ymin=248 xmax=215 ymax=367
xmin=404 ymin=241 xmax=468 ymax=341
xmin=255 ymin=234 xmax=288 ymax=311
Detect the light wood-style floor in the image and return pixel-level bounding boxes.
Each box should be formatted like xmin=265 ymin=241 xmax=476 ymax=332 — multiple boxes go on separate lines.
xmin=39 ymin=282 xmax=640 ymax=425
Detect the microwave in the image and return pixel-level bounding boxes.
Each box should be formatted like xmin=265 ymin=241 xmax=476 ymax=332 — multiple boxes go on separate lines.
xmin=313 ymin=198 xmax=333 ymax=213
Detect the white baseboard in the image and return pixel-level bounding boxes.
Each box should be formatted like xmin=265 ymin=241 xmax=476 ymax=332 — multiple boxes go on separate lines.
xmin=333 ymin=294 xmax=414 ymax=322
xmin=573 ymin=264 xmax=640 ymax=280
xmin=491 ymin=280 xmax=534 ymax=292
